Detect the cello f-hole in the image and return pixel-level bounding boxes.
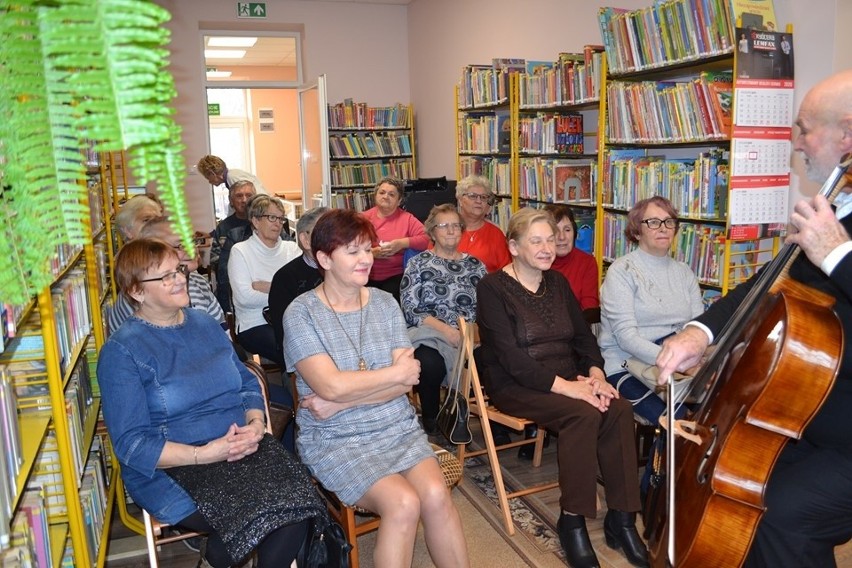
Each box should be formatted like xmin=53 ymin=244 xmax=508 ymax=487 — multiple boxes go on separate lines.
xmin=695 ymin=425 xmax=719 ymax=485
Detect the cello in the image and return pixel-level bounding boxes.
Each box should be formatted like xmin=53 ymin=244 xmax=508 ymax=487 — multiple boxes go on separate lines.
xmin=648 ymin=155 xmax=852 ymax=567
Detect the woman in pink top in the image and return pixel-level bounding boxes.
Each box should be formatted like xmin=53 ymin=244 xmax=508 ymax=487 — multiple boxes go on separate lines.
xmin=363 ymin=177 xmax=429 ymax=301
xmin=544 ymin=204 xmax=600 ymax=315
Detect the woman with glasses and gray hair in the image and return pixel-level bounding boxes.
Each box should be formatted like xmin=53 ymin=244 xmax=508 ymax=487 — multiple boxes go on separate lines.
xmin=454 ymin=175 xmax=511 ymax=273
xmin=229 ymin=194 xmax=300 ymax=365
xmin=598 ymin=196 xmax=704 ymax=427
xmin=400 ymin=204 xmax=486 ymax=434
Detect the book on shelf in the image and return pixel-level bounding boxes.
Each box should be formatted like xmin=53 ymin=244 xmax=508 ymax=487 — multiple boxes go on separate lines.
xmin=495 ymin=111 xmax=512 ymax=153
xmin=20 ymin=488 xmax=52 ymax=568
xmin=492 ymin=58 xmax=526 ymax=73
xmin=702 ymin=71 xmax=733 ymax=136
xmin=731 ymin=0 xmax=777 ymax=30
xmin=574 ymin=208 xmax=597 ymax=255
xmin=553 ymin=162 xmax=594 ymax=203
xmin=555 ymin=113 xmax=583 ymax=154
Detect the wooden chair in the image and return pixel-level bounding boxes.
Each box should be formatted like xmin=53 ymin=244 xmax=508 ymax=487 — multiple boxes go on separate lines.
xmin=141 ymin=360 xmax=279 ymax=567
xmin=455 ymin=317 xmax=559 ymax=535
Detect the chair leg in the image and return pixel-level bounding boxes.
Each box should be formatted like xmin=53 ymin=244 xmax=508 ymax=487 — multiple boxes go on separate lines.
xmin=142 ymin=509 xmax=160 ymax=568
xmin=342 ymin=506 xmax=359 ymax=568
xmin=480 ymin=416 xmax=515 ymax=536
xmin=532 ymin=426 xmax=546 ymax=467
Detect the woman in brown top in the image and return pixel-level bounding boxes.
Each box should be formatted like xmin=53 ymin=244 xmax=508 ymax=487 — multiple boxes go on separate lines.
xmin=476 ymin=208 xmax=647 ymax=568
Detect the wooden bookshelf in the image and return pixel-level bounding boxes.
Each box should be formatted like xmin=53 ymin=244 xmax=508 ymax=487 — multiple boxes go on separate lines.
xmin=327 ymin=100 xmax=417 ymax=211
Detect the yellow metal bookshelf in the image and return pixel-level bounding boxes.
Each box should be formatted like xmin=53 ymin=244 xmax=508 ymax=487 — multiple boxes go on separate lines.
xmin=594 ymin=0 xmax=787 ymax=297
xmin=1 ymin=169 xmax=117 ymax=566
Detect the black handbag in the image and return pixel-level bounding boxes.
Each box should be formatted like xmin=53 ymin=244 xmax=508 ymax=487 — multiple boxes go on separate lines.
xmin=437 ymin=388 xmax=472 ymax=444
xmin=436 ymin=334 xmax=473 ymax=445
xmin=299 ymin=516 xmax=352 ymax=568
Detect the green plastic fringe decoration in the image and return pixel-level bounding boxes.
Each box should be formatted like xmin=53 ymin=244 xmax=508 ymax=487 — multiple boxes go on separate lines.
xmin=0 ymin=0 xmax=194 ymax=304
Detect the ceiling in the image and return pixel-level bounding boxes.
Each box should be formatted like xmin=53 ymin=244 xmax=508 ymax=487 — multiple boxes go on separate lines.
xmin=205 ymin=36 xmax=298 ymax=68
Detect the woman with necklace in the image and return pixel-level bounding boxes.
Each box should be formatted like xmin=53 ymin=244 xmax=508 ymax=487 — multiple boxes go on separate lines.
xmin=454 ymin=175 xmax=511 ymax=273
xmin=98 ymin=239 xmax=321 ymax=568
xmin=283 ymin=209 xmax=469 ymax=568
xmin=476 ymin=208 xmax=648 ymax=568
xmin=363 ymin=176 xmax=429 ymax=301
xmin=400 ymin=204 xmax=486 ymax=434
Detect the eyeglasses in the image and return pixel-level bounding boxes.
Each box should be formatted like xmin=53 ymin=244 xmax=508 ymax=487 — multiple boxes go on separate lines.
xmin=641 ymin=218 xmax=677 ymax=230
xmin=434 ymin=222 xmax=463 ymax=231
xmin=462 ymin=192 xmax=493 ymax=204
xmin=261 ymin=214 xmax=286 ymax=224
xmin=140 ymin=264 xmax=189 ymax=285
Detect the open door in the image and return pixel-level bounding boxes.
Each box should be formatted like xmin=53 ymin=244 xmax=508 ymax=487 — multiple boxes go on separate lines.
xmin=298 ymin=74 xmax=330 ymax=211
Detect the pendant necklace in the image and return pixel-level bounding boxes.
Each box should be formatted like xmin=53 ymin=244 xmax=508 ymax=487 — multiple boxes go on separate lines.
xmin=510 ymin=262 xmax=547 ymax=298
xmin=321 ymin=284 xmax=367 ymax=371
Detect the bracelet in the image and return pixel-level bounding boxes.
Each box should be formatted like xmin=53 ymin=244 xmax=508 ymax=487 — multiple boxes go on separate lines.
xmin=193 ymin=446 xmax=198 ymax=465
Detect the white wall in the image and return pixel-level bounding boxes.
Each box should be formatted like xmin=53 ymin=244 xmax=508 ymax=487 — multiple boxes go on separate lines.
xmin=156 ymin=0 xmax=845 ymax=229
xmin=407 ymin=0 xmax=650 ymax=179
xmin=156 ymin=0 xmax=410 ymax=231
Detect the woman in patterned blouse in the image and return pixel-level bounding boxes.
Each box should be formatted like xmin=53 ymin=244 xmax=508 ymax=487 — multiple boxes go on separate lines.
xmin=400 ymin=204 xmax=486 ymax=434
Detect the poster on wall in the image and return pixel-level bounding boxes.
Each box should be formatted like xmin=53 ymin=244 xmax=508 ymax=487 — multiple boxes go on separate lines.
xmin=727 ymin=28 xmax=794 ymax=240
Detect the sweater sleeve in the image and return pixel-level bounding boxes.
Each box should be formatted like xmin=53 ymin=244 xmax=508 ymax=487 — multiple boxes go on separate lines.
xmin=405 ymin=213 xmax=430 ymax=251
xmin=575 ymin=253 xmax=600 ymax=310
xmin=228 ymin=242 xmax=269 ymax=310
xmin=400 ymin=254 xmax=428 ymax=327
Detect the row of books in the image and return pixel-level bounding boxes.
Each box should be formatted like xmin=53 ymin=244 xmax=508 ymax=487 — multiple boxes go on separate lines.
xmin=327 ymin=100 xmax=411 ymax=129
xmin=0 ymin=366 xmax=23 ymax=547
xmin=519 ymin=46 xmax=605 ymax=108
xmin=328 ymin=132 xmax=413 ymax=159
xmin=598 ymin=0 xmax=736 ymax=75
xmin=4 ymin=488 xmax=51 ymax=566
xmin=605 ymin=71 xmax=733 ymax=144
xmin=602 ymin=212 xmax=728 ymax=285
xmin=79 ymin=436 xmax=110 ymax=563
xmin=1 ymin=303 xmax=30 ymax=355
xmin=330 ymin=159 xmax=415 ymax=189
xmin=51 ymin=270 xmax=92 ymax=377
xmin=87 ymin=179 xmax=105 ymax=235
xmin=518 ymin=113 xmax=584 ymax=155
xmin=457 ymin=157 xmax=512 ymax=197
xmin=487 ymin=198 xmax=513 ymax=233
xmin=458 ymin=64 xmax=512 ymax=108
xmin=457 ymin=112 xmax=511 ymax=155
xmin=518 ymin=158 xmax=596 ymax=205
xmin=327 ymin=190 xmax=375 ymax=212
xmin=600 ymin=148 xmax=730 ymax=220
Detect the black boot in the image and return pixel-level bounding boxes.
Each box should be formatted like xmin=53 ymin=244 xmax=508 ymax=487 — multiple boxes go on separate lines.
xmin=556 ymin=513 xmax=600 ymax=568
xmin=603 ymin=509 xmax=649 ymax=567
xmin=518 ymin=425 xmax=550 ymax=459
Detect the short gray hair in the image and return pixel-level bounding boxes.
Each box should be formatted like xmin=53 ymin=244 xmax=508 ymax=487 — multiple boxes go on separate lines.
xmin=296 ymin=206 xmax=329 ymax=235
xmin=424 ymin=204 xmax=463 ymax=241
xmin=247 ymin=194 xmax=285 ymax=219
xmin=455 ymin=175 xmax=493 ymax=200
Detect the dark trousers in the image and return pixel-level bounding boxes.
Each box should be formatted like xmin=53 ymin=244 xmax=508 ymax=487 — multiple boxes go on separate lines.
xmin=177 ymin=511 xmax=308 ymax=568
xmin=743 ymin=438 xmax=852 ymax=568
xmin=413 ymin=344 xmax=446 ymax=422
xmin=368 ymin=273 xmax=403 ymax=303
xmin=237 ymin=324 xmax=283 ymax=367
xmin=488 ymin=383 xmax=641 ymax=518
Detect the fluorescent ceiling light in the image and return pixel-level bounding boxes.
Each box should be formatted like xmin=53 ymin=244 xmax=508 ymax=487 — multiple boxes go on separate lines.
xmin=208 ymin=37 xmax=258 ymax=48
xmin=204 ymin=49 xmax=246 ymax=59
xmin=206 ymin=71 xmax=233 ymax=78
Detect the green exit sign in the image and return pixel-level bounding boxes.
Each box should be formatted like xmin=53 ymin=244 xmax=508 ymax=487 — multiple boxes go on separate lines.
xmin=237 ymin=2 xmax=267 ymax=18
xmin=208 ymin=103 xmax=220 ymax=116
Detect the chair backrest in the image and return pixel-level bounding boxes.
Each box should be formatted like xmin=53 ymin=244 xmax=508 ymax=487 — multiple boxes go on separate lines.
xmin=458 ymin=317 xmax=530 ymax=432
xmin=243 ymin=359 xmax=293 ymax=439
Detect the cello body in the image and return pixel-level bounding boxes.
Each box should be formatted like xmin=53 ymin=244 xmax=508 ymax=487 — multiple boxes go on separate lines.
xmin=648 ymin=275 xmax=843 ymax=567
